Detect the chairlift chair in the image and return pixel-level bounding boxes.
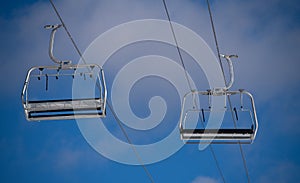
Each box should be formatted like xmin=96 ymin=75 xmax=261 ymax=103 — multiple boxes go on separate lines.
xmin=21 ymin=24 xmax=107 ymax=121
xmin=179 ymin=55 xmax=258 ymax=144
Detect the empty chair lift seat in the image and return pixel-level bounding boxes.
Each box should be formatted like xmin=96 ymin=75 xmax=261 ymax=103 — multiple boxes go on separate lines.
xmin=25 ymin=98 xmax=105 ymax=121
xmin=22 ymin=64 xmax=107 ymax=121
xmin=179 ymin=90 xmax=258 ymax=144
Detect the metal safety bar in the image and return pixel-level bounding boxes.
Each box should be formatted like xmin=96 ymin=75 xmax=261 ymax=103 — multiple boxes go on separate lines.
xmin=21 ymin=24 xmax=107 ymax=121
xmin=179 ymin=90 xmax=258 ymax=143
xmin=179 ymin=54 xmax=258 ymax=144
xmin=21 ymin=64 xmax=107 ymax=121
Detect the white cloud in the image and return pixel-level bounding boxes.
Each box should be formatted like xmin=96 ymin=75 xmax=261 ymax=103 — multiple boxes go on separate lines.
xmin=191 ymin=176 xmax=219 ymax=183
xmin=34 ymin=132 xmax=109 ymax=172
xmin=1 ymin=1 xmax=300 ymax=182
xmin=2 ymin=0 xmax=299 ymax=101
xmin=54 ymin=146 xmax=84 ymax=169
xmin=2 ymin=0 xmax=299 ymax=143
xmin=208 ymin=0 xmax=300 ymax=102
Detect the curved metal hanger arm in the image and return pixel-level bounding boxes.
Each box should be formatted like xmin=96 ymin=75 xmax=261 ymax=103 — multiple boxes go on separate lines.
xmin=220 ymin=54 xmax=238 ymax=90
xmin=44 ymin=24 xmax=70 ymax=65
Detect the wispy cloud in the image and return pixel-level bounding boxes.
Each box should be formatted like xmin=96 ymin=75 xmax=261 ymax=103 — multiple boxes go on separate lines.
xmin=209 ymin=0 xmax=300 ymax=102
xmin=33 ymin=134 xmax=109 ymax=175
xmin=191 ymin=176 xmax=219 ymax=183
xmin=2 ymin=0 xmax=299 ymax=100
xmin=1 ymin=0 xmax=300 ymax=182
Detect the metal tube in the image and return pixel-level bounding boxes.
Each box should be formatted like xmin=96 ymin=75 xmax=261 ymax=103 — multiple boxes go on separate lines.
xmin=179 ymin=92 xmax=189 ymax=131
xmin=179 ymin=90 xmax=210 ymax=131
xmin=220 ymin=54 xmax=238 ymax=90
xmin=21 ymin=66 xmax=37 ymax=105
xmin=45 ymin=24 xmax=62 ymax=64
xmin=241 ymin=90 xmax=258 ymax=141
xmin=100 ymin=68 xmax=107 ymax=115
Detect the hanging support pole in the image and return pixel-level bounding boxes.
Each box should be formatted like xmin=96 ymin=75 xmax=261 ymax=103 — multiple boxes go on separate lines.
xmin=212 ymin=54 xmax=238 ymax=96
xmin=44 ymin=24 xmax=71 ymax=66
xmin=220 ymin=54 xmax=238 ymax=90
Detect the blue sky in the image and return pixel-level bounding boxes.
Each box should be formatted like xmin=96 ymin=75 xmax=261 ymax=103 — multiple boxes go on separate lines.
xmin=1 ymin=0 xmax=300 ymax=183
